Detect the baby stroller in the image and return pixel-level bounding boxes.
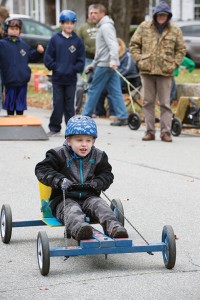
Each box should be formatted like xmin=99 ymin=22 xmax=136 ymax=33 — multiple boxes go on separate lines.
xmin=115 ymin=69 xmax=143 ymax=130
xmin=171 ymin=97 xmax=200 ymax=136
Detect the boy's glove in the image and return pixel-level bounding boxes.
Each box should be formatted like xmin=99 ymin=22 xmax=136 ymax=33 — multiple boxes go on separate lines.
xmin=85 ymin=180 xmax=103 ymax=194
xmin=60 ymin=178 xmax=73 ymax=191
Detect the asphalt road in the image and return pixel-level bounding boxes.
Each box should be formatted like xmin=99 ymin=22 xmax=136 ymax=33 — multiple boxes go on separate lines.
xmin=0 ymin=107 xmax=200 ymax=300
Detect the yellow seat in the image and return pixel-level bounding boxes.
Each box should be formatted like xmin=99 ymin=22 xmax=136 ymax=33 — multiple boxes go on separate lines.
xmin=38 ymin=181 xmax=62 ymax=227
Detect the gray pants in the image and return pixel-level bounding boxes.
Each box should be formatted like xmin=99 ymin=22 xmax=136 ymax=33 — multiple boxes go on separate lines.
xmin=56 ymin=196 xmax=122 ymax=238
xmin=141 ymin=74 xmax=173 ymax=137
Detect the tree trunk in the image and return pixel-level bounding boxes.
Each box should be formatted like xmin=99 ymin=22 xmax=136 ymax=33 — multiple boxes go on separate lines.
xmin=111 ymin=0 xmax=133 ymax=45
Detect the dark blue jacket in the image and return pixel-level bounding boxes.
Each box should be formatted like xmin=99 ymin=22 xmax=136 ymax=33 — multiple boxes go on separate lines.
xmin=118 ymin=49 xmax=139 ymax=77
xmin=0 ymin=37 xmax=42 ymax=87
xmin=44 ymin=32 xmax=85 ymax=85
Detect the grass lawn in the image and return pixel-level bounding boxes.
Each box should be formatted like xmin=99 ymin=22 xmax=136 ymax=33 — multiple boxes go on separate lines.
xmin=27 ymin=64 xmax=200 ymax=109
xmin=176 ymin=68 xmax=200 ymax=84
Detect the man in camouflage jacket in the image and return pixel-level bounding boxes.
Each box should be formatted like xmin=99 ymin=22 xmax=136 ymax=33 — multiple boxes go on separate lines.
xmin=129 ymin=1 xmax=186 ymax=142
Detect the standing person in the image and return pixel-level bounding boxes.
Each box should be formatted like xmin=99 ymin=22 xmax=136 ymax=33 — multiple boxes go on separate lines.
xmin=0 ymin=6 xmax=9 ymax=111
xmin=35 ymin=115 xmax=128 ymax=241
xmin=0 ymin=17 xmax=44 ymax=115
xmin=82 ymin=4 xmax=128 ymax=126
xmin=77 ymin=4 xmax=96 ymax=66
xmin=95 ymin=37 xmax=139 ymax=117
xmin=74 ymin=5 xmax=97 ymax=114
xmin=44 ymin=10 xmax=85 ymax=137
xmin=129 ymin=1 xmax=186 ymax=142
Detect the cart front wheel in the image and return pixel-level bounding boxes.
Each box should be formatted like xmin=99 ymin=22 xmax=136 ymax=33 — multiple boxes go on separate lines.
xmin=128 ymin=113 xmax=141 ymax=130
xmin=37 ymin=231 xmax=50 ymax=276
xmin=110 ymin=199 xmax=125 ymax=226
xmin=0 ymin=204 xmax=12 ymax=244
xmin=171 ymin=117 xmax=182 ymax=136
xmin=162 ymin=225 xmax=176 ymax=269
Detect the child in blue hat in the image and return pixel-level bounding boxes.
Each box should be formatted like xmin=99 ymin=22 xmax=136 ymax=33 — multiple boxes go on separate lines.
xmin=35 ymin=115 xmax=128 ymax=241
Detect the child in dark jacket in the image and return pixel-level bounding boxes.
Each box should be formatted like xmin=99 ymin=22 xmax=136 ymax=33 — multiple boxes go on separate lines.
xmin=35 ymin=115 xmax=128 ymax=241
xmin=44 ymin=10 xmax=85 ymax=137
xmin=0 ymin=17 xmax=44 ymax=115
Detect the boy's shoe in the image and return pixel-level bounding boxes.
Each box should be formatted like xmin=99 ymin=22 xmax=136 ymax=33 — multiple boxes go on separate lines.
xmin=47 ymin=131 xmax=61 ymax=137
xmin=75 ymin=224 xmax=93 ymax=241
xmin=110 ymin=226 xmax=128 ymax=238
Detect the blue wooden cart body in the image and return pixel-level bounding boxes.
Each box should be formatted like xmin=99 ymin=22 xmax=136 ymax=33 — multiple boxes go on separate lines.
xmin=11 ymin=217 xmax=166 ymax=257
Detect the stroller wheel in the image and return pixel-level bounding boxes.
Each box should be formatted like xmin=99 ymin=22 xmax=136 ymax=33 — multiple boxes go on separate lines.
xmin=128 ymin=113 xmax=141 ymax=130
xmin=171 ymin=117 xmax=182 ymax=136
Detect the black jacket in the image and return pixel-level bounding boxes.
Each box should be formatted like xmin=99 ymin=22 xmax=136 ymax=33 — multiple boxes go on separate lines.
xmin=35 ymin=142 xmax=114 ymax=215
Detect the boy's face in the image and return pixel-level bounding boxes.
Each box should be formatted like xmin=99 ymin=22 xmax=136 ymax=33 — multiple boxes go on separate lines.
xmin=67 ymin=134 xmax=95 ymax=157
xmin=8 ymin=26 xmax=20 ymax=36
xmin=60 ymin=21 xmax=75 ymax=34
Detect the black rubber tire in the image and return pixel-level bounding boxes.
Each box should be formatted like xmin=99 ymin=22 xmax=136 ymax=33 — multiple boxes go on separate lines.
xmin=128 ymin=112 xmax=141 ymax=130
xmin=171 ymin=117 xmax=182 ymax=136
xmin=37 ymin=231 xmax=50 ymax=276
xmin=162 ymin=225 xmax=176 ymax=269
xmin=0 ymin=204 xmax=12 ymax=244
xmin=110 ymin=199 xmax=125 ymax=226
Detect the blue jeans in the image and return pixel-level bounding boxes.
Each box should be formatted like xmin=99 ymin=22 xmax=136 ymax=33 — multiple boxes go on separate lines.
xmin=83 ymin=66 xmax=128 ymax=119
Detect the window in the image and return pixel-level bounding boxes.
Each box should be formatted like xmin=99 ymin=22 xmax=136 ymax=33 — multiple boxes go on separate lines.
xmin=195 ymin=0 xmax=200 ymax=20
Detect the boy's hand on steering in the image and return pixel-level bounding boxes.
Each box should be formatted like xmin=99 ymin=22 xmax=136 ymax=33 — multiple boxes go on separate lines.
xmin=60 ymin=178 xmax=73 ymax=191
xmin=86 ymin=180 xmax=103 ymax=193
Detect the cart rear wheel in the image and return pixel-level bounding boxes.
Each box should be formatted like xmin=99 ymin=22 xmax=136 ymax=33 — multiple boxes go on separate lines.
xmin=171 ymin=117 xmax=182 ymax=136
xmin=162 ymin=225 xmax=176 ymax=269
xmin=128 ymin=113 xmax=141 ymax=130
xmin=0 ymin=204 xmax=12 ymax=244
xmin=37 ymin=231 xmax=50 ymax=276
xmin=110 ymin=199 xmax=125 ymax=226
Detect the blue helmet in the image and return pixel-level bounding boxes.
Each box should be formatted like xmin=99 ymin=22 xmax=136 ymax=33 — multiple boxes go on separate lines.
xmin=65 ymin=115 xmax=97 ymax=138
xmin=59 ymin=10 xmax=77 ymax=22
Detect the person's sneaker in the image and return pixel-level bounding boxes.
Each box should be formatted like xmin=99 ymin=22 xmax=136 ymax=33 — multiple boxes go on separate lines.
xmin=110 ymin=119 xmax=128 ymax=126
xmin=75 ymin=224 xmax=93 ymax=241
xmin=142 ymin=132 xmax=155 ymax=141
xmin=161 ymin=133 xmax=172 ymax=142
xmin=47 ymin=131 xmax=61 ymax=137
xmin=110 ymin=226 xmax=128 ymax=238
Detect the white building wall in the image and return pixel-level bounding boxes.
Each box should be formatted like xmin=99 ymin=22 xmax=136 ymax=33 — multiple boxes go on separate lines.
xmin=172 ymin=0 xmax=194 ymax=21
xmin=4 ymin=0 xmax=86 ymax=27
xmin=182 ymin=0 xmax=194 ymax=20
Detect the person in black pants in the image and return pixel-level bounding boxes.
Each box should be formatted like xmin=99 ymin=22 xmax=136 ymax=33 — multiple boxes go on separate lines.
xmin=44 ymin=10 xmax=85 ymax=137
